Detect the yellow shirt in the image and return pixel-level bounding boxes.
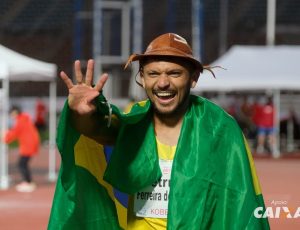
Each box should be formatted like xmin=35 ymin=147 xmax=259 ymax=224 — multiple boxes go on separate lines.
xmin=127 ymin=139 xmax=176 ymax=230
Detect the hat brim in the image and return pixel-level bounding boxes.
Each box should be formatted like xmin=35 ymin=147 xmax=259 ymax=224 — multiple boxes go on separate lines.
xmin=125 ymin=52 xmax=203 ymax=74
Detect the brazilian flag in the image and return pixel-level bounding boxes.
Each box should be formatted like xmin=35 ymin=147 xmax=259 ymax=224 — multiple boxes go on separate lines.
xmin=48 ymin=102 xmax=127 ymax=230
xmin=48 ymin=95 xmax=270 ymax=230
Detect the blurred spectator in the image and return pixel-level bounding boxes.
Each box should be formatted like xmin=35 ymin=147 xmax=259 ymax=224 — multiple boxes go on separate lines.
xmin=3 ymin=105 xmax=40 ymax=192
xmin=255 ymin=97 xmax=278 ymax=154
xmin=225 ymin=96 xmax=238 ymax=118
xmin=251 ymin=97 xmax=262 ymax=130
xmin=34 ymin=99 xmax=47 ymax=131
xmin=238 ymin=96 xmax=256 ymax=138
xmin=280 ymin=109 xmax=300 ymax=151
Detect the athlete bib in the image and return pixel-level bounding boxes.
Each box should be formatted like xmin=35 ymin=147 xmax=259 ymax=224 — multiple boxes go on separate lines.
xmin=133 ymin=159 xmax=172 ymax=218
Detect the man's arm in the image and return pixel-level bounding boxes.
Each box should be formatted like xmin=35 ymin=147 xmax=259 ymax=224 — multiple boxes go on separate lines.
xmin=60 ymin=59 xmax=119 ymax=145
xmin=70 ymin=110 xmax=119 ymax=145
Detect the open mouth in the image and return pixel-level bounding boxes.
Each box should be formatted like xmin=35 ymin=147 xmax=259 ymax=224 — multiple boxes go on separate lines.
xmin=153 ymin=91 xmax=176 ymax=102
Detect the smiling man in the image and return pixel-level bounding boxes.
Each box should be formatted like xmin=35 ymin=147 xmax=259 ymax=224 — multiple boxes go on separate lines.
xmin=49 ymin=33 xmax=270 ymax=230
xmin=138 ymin=56 xmax=199 ymax=147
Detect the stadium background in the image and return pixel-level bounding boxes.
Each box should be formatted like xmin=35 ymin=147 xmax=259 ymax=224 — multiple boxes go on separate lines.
xmin=0 ymin=0 xmax=299 ymax=97
xmin=1 ymin=1 xmax=300 ymax=229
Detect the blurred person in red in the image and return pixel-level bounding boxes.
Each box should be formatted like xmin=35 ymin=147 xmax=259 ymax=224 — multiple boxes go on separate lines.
xmin=239 ymin=96 xmax=256 ymax=138
xmin=3 ymin=105 xmax=40 ymax=192
xmin=254 ymin=97 xmax=277 ymax=154
xmin=251 ymin=97 xmax=262 ymax=130
xmin=34 ymin=99 xmax=47 ymax=131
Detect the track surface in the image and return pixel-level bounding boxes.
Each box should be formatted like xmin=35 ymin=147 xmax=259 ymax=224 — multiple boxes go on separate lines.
xmin=0 ymin=147 xmax=299 ymax=229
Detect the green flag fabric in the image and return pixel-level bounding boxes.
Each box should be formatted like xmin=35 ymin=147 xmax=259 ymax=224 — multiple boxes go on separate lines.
xmin=48 ymin=102 xmax=123 ymax=230
xmin=49 ymin=94 xmax=270 ymax=230
xmin=104 ymin=95 xmax=270 ymax=230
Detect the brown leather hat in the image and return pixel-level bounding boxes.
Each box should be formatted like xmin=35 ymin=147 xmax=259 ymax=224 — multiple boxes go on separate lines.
xmin=125 ymin=33 xmax=203 ymax=74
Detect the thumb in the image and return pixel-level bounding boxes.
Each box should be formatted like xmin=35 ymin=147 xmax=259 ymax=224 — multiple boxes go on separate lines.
xmin=86 ymin=90 xmax=100 ymax=104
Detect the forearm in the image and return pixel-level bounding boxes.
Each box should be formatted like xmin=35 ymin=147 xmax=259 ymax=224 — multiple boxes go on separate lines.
xmin=70 ymin=110 xmax=119 ymax=145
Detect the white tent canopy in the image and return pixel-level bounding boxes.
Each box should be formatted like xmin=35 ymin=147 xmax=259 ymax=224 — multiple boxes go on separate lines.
xmin=0 ymin=44 xmax=57 ymax=189
xmin=0 ymin=45 xmax=56 ymax=81
xmin=0 ymin=62 xmax=8 ymax=77
xmin=193 ymin=45 xmax=300 ymax=158
xmin=193 ymin=45 xmax=300 ymax=92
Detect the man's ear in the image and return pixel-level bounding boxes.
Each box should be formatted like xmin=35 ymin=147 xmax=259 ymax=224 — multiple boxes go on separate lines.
xmin=140 ymin=71 xmax=146 ymax=88
xmin=191 ymin=71 xmax=200 ymax=88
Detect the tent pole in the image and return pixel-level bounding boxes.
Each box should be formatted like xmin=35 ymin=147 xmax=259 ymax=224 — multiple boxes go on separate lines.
xmin=287 ymin=115 xmax=294 ymax=152
xmin=266 ymin=0 xmax=276 ymax=46
xmin=93 ymin=0 xmax=102 ymax=83
xmin=192 ymin=0 xmax=203 ymax=60
xmin=0 ymin=78 xmax=9 ymax=190
xmin=129 ymin=0 xmax=145 ymax=101
xmin=273 ymin=89 xmax=280 ymax=158
xmin=48 ymin=81 xmax=57 ymax=181
xmin=286 ymin=93 xmax=295 ymax=152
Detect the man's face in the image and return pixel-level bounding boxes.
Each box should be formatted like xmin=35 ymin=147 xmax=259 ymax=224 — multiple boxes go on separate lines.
xmin=140 ymin=59 xmax=198 ymax=116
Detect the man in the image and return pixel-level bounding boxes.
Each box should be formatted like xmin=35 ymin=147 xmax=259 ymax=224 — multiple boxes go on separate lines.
xmin=49 ymin=33 xmax=269 ymax=229
xmin=3 ymin=106 xmax=40 ymax=192
xmin=255 ymin=97 xmax=277 ymax=154
xmin=34 ymin=99 xmax=47 ymax=131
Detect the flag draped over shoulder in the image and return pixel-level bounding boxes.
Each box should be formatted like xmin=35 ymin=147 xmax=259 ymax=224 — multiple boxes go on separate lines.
xmin=49 ymin=94 xmax=270 ymax=230
xmin=48 ymin=102 xmax=126 ymax=230
xmin=48 ymin=94 xmax=152 ymax=230
xmin=103 ymin=95 xmax=270 ymax=230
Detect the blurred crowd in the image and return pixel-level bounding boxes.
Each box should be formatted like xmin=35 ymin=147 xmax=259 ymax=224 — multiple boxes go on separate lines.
xmin=221 ymin=95 xmax=300 ymax=154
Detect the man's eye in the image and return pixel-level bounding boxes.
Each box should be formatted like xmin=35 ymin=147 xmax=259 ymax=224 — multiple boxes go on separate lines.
xmin=148 ymin=72 xmax=159 ymax=77
xmin=169 ymin=72 xmax=181 ymax=77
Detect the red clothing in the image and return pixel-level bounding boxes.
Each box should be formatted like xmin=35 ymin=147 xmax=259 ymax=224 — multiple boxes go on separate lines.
xmin=4 ymin=113 xmax=40 ymax=156
xmin=251 ymin=103 xmax=262 ymax=126
xmin=35 ymin=100 xmax=47 ymax=126
xmin=254 ymin=104 xmax=275 ymax=128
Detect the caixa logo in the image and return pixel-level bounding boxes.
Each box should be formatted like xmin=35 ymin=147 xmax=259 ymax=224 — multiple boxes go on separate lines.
xmin=254 ymin=206 xmax=300 ymax=219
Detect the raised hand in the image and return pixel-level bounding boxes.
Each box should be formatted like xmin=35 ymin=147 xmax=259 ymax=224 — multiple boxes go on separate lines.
xmin=60 ymin=59 xmax=108 ymax=115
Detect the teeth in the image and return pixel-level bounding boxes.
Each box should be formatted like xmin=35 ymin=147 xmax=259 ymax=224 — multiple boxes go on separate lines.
xmin=156 ymin=92 xmax=174 ymax=97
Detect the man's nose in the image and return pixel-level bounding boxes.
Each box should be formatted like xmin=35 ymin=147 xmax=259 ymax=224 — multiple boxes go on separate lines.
xmin=157 ymin=74 xmax=170 ymax=88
